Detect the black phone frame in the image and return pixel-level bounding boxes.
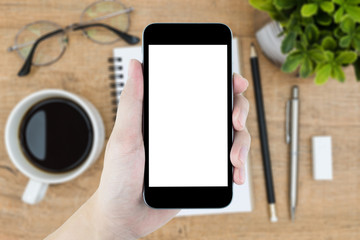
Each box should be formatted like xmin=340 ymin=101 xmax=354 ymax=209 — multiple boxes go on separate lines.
xmin=143 ymin=23 xmax=233 ymax=208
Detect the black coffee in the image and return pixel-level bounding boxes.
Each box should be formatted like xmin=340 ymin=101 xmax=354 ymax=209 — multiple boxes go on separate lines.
xmin=19 ymin=98 xmax=93 ymax=173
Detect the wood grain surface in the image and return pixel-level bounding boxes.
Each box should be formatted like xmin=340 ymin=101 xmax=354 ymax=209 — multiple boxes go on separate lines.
xmin=0 ymin=0 xmax=359 ymax=239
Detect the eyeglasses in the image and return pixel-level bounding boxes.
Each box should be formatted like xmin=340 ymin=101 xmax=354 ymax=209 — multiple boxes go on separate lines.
xmin=8 ymin=0 xmax=140 ymax=77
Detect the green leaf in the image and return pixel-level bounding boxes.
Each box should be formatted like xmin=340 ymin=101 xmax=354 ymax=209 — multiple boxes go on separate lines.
xmin=315 ymin=64 xmax=332 ymax=85
xmin=311 ymin=43 xmax=321 ymax=48
xmin=302 ymin=16 xmax=315 ymax=26
xmin=339 ymin=36 xmax=352 ymax=48
xmin=292 ymin=25 xmax=303 ymax=35
xmin=281 ymin=51 xmax=303 ymax=72
xmin=299 ymin=57 xmax=314 ymax=78
xmin=249 ymin=0 xmax=275 ymax=12
xmin=249 ymin=0 xmax=288 ymax=22
xmin=316 ymin=11 xmax=333 ymax=26
xmin=287 ymin=14 xmax=299 ymax=30
xmin=274 ymin=0 xmax=296 ymax=9
xmin=347 ymin=0 xmax=360 ymax=3
xmin=320 ymin=30 xmax=333 ymax=38
xmin=334 ymin=27 xmax=345 ymax=39
xmin=320 ymin=1 xmax=334 ymax=13
xmin=309 ymin=49 xmax=326 ymax=62
xmin=301 ymin=3 xmax=318 ymax=17
xmin=345 ymin=5 xmax=360 ymax=22
xmin=332 ymin=65 xmax=345 ymax=82
xmin=333 ymin=0 xmax=343 ymax=4
xmin=300 ymin=33 xmax=309 ymax=48
xmin=269 ymin=11 xmax=289 ymax=23
xmin=334 ymin=8 xmax=344 ymax=23
xmin=281 ymin=31 xmax=297 ymax=53
xmin=305 ymin=24 xmax=319 ymax=43
xmin=353 ymin=35 xmax=360 ymax=50
xmin=325 ymin=51 xmax=335 ymax=60
xmin=352 ymin=57 xmax=360 ymax=81
xmin=340 ymin=17 xmax=355 ymax=33
xmin=322 ymin=36 xmax=337 ymax=50
xmin=335 ymin=51 xmax=357 ymax=64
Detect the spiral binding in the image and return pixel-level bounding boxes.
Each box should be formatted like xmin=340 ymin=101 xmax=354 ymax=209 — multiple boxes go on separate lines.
xmin=108 ymin=57 xmax=125 ymax=121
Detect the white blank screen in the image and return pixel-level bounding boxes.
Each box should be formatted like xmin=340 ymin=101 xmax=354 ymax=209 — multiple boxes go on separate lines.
xmin=149 ymin=45 xmax=228 ymax=187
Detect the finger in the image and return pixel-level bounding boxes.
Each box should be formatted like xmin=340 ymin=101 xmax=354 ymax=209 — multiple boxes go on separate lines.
xmin=230 ymin=128 xmax=251 ymax=168
xmin=233 ymin=73 xmax=248 ymax=95
xmin=232 ymin=94 xmax=249 ymax=131
xmin=233 ymin=166 xmax=246 ymax=185
xmin=233 ymin=167 xmax=242 ymax=185
xmin=230 ymin=128 xmax=251 ymax=184
xmin=111 ymin=59 xmax=144 ymax=148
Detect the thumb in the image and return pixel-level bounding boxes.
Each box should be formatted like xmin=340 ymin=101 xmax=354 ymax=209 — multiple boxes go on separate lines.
xmin=112 ymin=59 xmax=144 ymax=149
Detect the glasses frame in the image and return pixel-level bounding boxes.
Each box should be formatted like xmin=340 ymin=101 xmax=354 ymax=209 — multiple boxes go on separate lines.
xmin=8 ymin=0 xmax=139 ymax=77
xmin=14 ymin=20 xmax=68 ymax=67
xmin=80 ymin=0 xmax=131 ymax=45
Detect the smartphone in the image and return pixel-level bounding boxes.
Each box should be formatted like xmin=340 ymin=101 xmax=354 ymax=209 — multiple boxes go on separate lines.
xmin=143 ymin=23 xmax=233 ymax=208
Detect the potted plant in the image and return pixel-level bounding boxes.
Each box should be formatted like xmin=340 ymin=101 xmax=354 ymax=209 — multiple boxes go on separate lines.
xmin=250 ymin=0 xmax=360 ymax=84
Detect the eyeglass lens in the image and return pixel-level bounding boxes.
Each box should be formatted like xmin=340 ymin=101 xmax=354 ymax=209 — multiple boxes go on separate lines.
xmin=15 ymin=21 xmax=67 ymax=66
xmin=80 ymin=0 xmax=130 ymax=44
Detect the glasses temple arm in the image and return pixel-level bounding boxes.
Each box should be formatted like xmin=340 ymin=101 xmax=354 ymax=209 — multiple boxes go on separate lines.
xmin=72 ymin=23 xmax=140 ymax=45
xmin=18 ymin=29 xmax=65 ymax=77
xmin=84 ymin=7 xmax=134 ymax=24
xmin=8 ymin=40 xmax=36 ymax=52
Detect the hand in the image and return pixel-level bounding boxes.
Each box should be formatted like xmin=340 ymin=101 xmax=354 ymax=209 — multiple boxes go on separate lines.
xmin=46 ymin=59 xmax=250 ymax=240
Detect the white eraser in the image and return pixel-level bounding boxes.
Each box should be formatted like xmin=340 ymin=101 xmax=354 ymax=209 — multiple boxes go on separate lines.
xmin=312 ymin=136 xmax=333 ymax=180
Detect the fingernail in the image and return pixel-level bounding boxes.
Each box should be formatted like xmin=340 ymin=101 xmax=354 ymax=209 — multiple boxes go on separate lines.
xmin=239 ymin=146 xmax=249 ymax=165
xmin=234 ymin=73 xmax=248 ymax=87
xmin=234 ymin=73 xmax=243 ymax=79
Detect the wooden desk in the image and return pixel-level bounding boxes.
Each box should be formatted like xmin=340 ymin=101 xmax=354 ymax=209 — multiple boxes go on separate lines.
xmin=0 ymin=1 xmax=359 ymax=239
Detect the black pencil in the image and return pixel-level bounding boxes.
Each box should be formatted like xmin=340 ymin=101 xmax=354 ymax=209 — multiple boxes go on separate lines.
xmin=250 ymin=43 xmax=278 ymax=222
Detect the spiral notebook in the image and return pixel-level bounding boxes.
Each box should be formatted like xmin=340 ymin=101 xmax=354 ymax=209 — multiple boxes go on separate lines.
xmin=108 ymin=38 xmax=253 ymax=215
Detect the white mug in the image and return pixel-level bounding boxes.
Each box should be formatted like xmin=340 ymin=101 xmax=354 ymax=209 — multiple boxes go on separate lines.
xmin=5 ymin=89 xmax=105 ymax=204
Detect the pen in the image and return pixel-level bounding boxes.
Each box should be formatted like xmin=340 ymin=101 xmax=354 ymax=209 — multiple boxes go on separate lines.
xmin=250 ymin=43 xmax=278 ymax=222
xmin=286 ymin=86 xmax=300 ymax=221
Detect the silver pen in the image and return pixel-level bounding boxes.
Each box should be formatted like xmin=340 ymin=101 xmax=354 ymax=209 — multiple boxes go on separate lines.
xmin=286 ymin=86 xmax=300 ymax=221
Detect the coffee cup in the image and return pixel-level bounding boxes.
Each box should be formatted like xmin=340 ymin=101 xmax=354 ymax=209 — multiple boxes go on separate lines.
xmin=5 ymin=89 xmax=105 ymax=204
